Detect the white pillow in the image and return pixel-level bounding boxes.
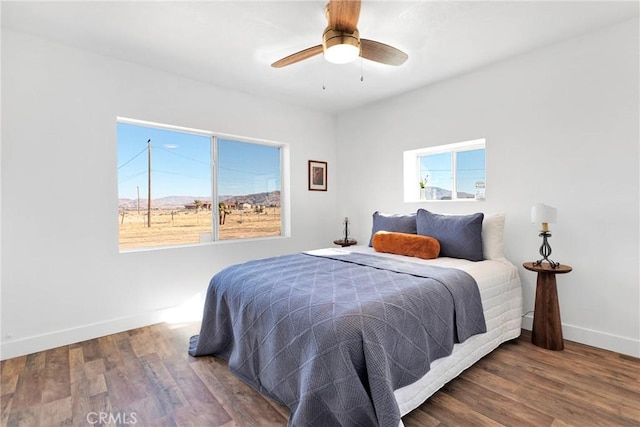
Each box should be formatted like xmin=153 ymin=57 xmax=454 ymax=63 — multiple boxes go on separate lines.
xmin=482 ymin=212 xmax=506 ymax=260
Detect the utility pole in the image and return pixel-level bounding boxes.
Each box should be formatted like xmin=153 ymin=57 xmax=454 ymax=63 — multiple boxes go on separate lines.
xmin=147 ymin=139 xmax=152 ymax=228
xmin=136 ymin=185 xmax=140 ymax=214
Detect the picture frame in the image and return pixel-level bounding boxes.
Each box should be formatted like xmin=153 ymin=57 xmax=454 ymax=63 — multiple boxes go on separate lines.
xmin=308 ymin=160 xmax=327 ymax=191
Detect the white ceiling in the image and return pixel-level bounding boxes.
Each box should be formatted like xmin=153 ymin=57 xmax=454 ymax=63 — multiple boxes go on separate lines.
xmin=2 ymin=1 xmax=638 ymax=114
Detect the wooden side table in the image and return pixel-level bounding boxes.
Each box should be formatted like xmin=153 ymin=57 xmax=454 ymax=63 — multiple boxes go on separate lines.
xmin=523 ymin=262 xmax=572 ymax=351
xmin=333 ymin=239 xmax=358 ymax=247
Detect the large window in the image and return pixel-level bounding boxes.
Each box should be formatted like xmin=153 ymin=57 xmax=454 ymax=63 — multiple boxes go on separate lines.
xmin=403 ymin=139 xmax=485 ymax=202
xmin=117 ymin=119 xmax=285 ymax=250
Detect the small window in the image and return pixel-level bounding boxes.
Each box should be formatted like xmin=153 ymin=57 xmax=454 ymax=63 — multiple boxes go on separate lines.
xmin=117 ymin=119 xmax=285 ymax=250
xmin=404 ymin=139 xmax=485 ymax=202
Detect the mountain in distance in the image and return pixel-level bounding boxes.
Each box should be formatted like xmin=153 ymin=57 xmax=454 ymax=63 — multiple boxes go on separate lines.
xmin=425 ymin=186 xmax=475 ymax=200
xmin=118 ymin=186 xmax=474 ymax=208
xmin=118 ymin=191 xmax=280 ymax=209
xmin=219 ymin=190 xmax=280 ymax=207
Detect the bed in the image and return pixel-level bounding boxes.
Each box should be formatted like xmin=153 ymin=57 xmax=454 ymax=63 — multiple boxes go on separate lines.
xmin=189 ymin=210 xmax=523 ymax=426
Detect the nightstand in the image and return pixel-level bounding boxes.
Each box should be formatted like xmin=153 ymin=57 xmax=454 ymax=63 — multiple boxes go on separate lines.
xmin=333 ymin=239 xmax=358 ymax=247
xmin=523 ymin=262 xmax=572 ymax=351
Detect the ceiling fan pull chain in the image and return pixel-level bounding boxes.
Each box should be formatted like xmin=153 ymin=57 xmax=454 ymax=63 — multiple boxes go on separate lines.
xmin=322 ymin=61 xmax=326 ymax=90
xmin=360 ymin=57 xmax=364 ymax=82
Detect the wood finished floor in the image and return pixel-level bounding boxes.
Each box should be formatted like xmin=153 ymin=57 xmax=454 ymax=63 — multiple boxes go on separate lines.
xmin=1 ymin=324 xmax=638 ymax=427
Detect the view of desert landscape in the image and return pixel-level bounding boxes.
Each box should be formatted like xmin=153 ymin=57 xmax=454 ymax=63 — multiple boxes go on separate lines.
xmin=118 ymin=206 xmax=281 ymax=250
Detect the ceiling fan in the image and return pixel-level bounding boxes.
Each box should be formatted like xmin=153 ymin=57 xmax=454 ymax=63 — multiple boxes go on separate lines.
xmin=271 ymin=0 xmax=408 ymax=68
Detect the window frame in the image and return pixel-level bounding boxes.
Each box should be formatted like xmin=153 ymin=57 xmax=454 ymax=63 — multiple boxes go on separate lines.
xmin=403 ymin=139 xmax=486 ymax=202
xmin=117 ymin=117 xmax=289 ymax=251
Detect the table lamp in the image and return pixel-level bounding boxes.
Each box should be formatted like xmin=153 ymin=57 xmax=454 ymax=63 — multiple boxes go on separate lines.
xmin=342 ymin=217 xmax=351 ymax=242
xmin=531 ymin=203 xmax=559 ymax=268
xmin=333 ymin=217 xmax=357 ymax=247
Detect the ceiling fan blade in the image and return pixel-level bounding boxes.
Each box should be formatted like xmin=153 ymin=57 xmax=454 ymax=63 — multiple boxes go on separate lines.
xmin=271 ymin=45 xmax=324 ymax=68
xmin=360 ymin=39 xmax=408 ymax=66
xmin=327 ymin=0 xmax=361 ymax=33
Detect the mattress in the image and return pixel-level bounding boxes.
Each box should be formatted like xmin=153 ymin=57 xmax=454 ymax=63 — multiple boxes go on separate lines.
xmin=338 ymin=246 xmax=523 ymax=423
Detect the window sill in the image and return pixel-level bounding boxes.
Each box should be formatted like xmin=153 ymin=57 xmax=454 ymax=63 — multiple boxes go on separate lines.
xmin=406 ymin=198 xmax=486 ymax=203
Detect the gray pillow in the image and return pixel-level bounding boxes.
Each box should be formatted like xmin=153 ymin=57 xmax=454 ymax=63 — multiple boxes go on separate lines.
xmin=416 ymin=209 xmax=484 ymax=261
xmin=368 ymin=211 xmax=417 ymax=246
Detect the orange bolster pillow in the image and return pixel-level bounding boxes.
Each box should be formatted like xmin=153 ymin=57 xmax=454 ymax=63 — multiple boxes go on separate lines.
xmin=372 ymin=231 xmax=440 ymax=260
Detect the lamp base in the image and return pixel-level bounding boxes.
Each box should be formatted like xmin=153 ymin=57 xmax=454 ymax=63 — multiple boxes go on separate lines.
xmin=534 ymin=231 xmax=560 ymax=269
xmin=533 ymin=258 xmax=560 ymax=269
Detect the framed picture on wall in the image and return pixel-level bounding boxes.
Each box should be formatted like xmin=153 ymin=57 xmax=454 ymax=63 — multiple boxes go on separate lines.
xmin=308 ymin=160 xmax=327 ymax=191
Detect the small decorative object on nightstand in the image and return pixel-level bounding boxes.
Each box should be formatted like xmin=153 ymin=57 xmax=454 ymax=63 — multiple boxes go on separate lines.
xmin=333 ymin=217 xmax=357 ymax=247
xmin=523 ymin=262 xmax=572 ymax=351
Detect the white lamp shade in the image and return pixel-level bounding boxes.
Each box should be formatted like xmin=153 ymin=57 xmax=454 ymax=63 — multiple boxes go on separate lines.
xmin=531 ymin=203 xmax=558 ymax=224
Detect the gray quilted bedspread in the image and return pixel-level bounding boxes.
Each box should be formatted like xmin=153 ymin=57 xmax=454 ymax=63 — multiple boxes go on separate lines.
xmin=189 ymin=252 xmax=486 ymax=427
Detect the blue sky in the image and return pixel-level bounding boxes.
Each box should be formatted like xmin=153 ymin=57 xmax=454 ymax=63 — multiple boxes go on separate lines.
xmin=117 ymin=123 xmax=281 ymax=200
xmin=419 ymin=149 xmax=485 ymax=194
xmin=218 ymin=139 xmax=281 ymax=197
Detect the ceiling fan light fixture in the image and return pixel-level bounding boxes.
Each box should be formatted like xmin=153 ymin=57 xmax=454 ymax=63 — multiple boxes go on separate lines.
xmin=323 ymin=28 xmax=360 ymax=64
xmin=325 ymin=43 xmax=360 ymax=64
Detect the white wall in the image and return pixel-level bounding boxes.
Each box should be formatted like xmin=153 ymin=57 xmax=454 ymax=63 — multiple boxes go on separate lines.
xmin=0 ymin=30 xmax=338 ymax=359
xmin=336 ymin=19 xmax=639 ymax=357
